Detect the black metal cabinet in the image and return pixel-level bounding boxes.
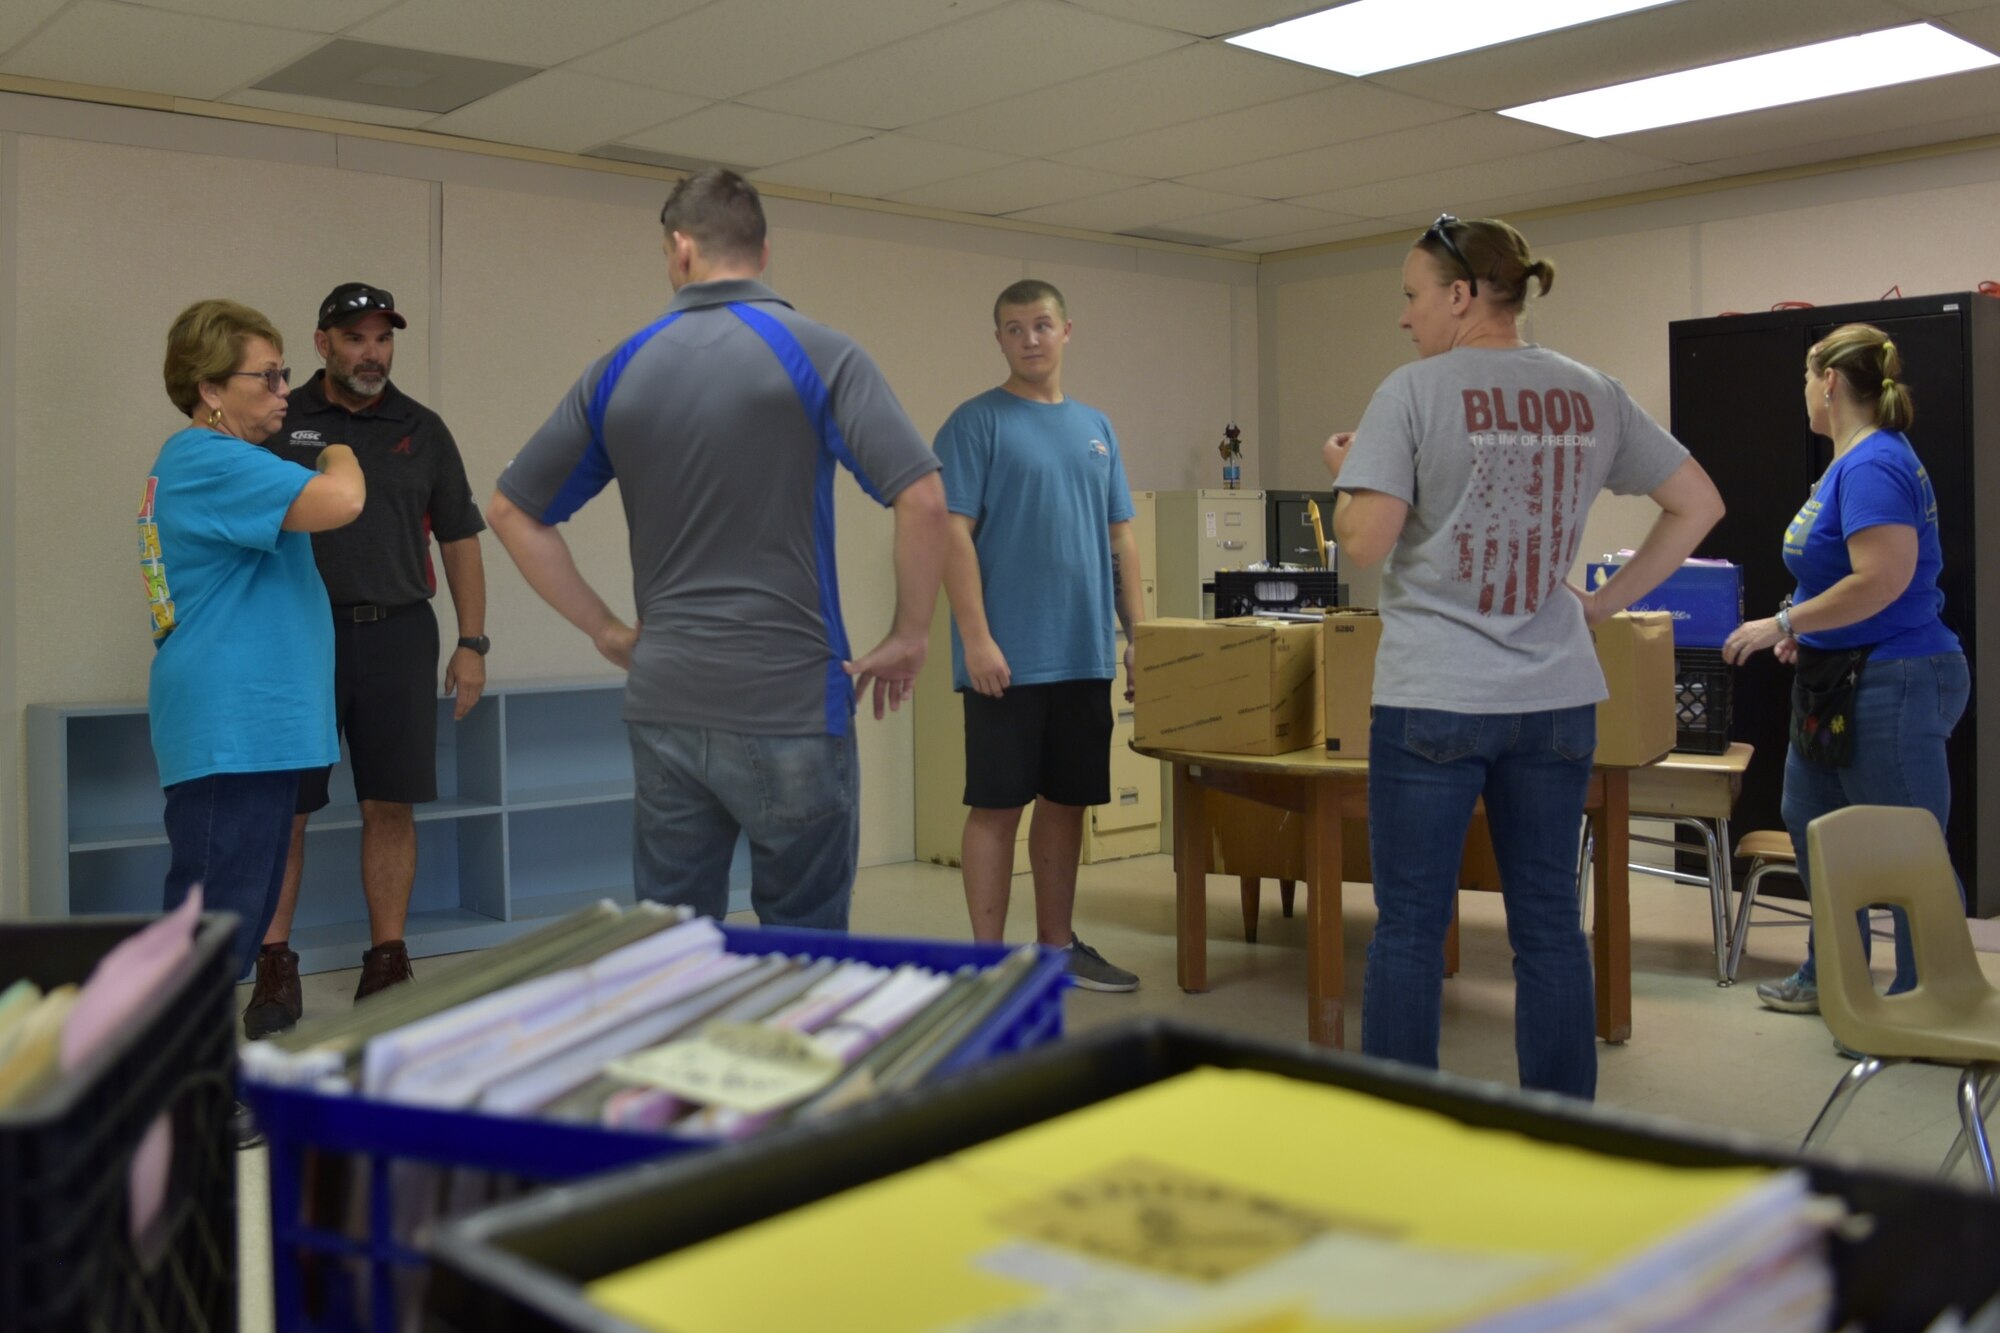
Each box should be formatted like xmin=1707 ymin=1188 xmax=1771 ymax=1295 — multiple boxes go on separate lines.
xmin=1668 ymin=293 xmax=1999 ymax=916
xmin=1263 ymin=488 xmax=1338 ymax=566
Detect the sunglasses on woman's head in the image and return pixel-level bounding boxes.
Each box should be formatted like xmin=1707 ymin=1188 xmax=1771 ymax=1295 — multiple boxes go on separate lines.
xmin=1422 ymin=214 xmax=1478 ymax=297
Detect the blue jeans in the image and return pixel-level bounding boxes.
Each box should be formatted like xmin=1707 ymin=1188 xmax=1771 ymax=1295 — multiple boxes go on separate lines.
xmin=1362 ymin=705 xmax=1598 ymax=1099
xmin=1784 ymin=652 xmax=1969 ymax=993
xmin=628 ymin=722 xmax=858 ymax=930
xmin=161 ymin=770 xmax=302 ymax=982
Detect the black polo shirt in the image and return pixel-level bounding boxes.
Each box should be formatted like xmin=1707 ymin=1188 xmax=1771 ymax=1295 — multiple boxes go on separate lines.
xmin=268 ymin=371 xmax=485 ymax=608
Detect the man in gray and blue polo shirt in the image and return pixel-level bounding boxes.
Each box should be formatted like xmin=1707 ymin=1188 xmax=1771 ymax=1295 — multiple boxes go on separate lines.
xmin=488 ymin=169 xmax=948 ymax=930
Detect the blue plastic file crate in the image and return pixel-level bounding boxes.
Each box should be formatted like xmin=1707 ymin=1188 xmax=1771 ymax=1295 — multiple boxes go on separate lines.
xmin=243 ymin=924 xmax=1068 ymax=1333
xmin=1586 ymin=561 xmax=1743 ymax=650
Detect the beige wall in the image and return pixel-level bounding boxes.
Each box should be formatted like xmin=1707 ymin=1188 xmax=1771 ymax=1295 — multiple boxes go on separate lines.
xmin=1260 ymin=144 xmax=2000 ymax=596
xmin=0 ymin=93 xmax=1257 ymax=914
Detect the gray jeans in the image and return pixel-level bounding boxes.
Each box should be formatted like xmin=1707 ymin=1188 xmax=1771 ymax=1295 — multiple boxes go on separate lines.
xmin=627 ymin=721 xmax=858 ymax=930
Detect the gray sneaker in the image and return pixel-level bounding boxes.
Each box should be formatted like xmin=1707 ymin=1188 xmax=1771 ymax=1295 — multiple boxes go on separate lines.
xmin=1756 ymin=969 xmax=1819 ymax=1014
xmin=1065 ymin=934 xmax=1138 ymax=992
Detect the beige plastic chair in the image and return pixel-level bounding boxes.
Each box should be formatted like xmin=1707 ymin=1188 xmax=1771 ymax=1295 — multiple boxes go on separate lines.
xmin=1799 ymin=806 xmax=2000 ymax=1191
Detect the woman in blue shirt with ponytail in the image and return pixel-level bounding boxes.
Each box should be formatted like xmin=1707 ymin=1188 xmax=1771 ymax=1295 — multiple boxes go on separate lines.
xmin=1722 ymin=323 xmax=1968 ymax=1021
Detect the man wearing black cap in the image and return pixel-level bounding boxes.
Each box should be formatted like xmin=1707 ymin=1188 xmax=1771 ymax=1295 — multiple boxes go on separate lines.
xmin=241 ymin=282 xmax=488 ymax=1038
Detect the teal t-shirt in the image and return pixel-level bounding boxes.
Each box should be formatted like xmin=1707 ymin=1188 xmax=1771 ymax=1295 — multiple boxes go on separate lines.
xmin=935 ymin=388 xmax=1134 ymax=691
xmin=141 ymin=427 xmax=339 ymax=786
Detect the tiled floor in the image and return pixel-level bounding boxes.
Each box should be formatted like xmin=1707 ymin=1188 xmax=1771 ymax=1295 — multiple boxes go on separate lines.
xmin=234 ymin=853 xmax=1999 ymax=1330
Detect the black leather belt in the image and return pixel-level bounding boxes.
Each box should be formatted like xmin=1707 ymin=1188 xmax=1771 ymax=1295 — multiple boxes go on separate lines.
xmin=333 ymin=602 xmax=423 ymax=623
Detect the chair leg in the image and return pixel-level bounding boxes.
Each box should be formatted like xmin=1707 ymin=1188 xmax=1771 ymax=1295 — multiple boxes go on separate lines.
xmin=1801 ymin=1057 xmax=1891 ymax=1152
xmin=1575 ymin=817 xmax=1594 ymax=926
xmin=1940 ymin=1066 xmax=2000 ymax=1184
xmin=1956 ymin=1067 xmax=1999 ymax=1192
xmin=1279 ymin=880 xmax=1296 ymax=918
xmin=1691 ymin=817 xmax=1730 ymax=986
xmin=1727 ymin=863 xmax=1769 ymax=983
xmin=1239 ymin=877 xmax=1260 ymax=944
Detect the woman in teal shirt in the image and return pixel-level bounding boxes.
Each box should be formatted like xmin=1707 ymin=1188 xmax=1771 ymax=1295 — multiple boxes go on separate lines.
xmin=1722 ymin=323 xmax=1967 ymax=1019
xmin=146 ymin=299 xmax=364 ymax=984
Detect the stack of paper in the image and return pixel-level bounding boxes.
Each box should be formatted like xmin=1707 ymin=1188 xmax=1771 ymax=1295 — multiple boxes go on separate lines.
xmin=587 ymin=1068 xmax=1841 ymax=1333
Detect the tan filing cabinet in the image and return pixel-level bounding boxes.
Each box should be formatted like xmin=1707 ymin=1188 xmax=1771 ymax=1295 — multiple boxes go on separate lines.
xmin=1150 ymin=489 xmax=1266 ymax=619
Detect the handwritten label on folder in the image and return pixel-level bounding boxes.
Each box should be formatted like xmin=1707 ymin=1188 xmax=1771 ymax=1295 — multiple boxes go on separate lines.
xmin=606 ymin=1023 xmax=842 ymax=1115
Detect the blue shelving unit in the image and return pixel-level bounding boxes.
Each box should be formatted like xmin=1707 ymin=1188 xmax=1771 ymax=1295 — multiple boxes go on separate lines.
xmin=27 ymin=679 xmax=750 ymax=975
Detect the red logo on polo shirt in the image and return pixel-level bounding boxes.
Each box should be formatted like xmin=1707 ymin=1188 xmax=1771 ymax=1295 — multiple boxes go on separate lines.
xmin=392 ymin=436 xmax=413 ymax=455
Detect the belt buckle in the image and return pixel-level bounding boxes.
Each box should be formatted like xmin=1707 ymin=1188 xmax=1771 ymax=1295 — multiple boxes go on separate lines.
xmin=352 ymin=605 xmax=382 ymax=623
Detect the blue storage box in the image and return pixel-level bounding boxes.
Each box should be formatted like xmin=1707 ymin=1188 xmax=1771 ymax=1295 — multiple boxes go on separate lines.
xmin=243 ymin=923 xmax=1068 ymax=1333
xmin=1586 ymin=560 xmax=1743 ymax=650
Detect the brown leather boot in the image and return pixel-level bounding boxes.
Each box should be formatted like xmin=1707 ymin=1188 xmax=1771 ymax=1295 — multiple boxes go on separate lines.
xmin=242 ymin=942 xmax=302 ymax=1040
xmin=354 ymin=938 xmax=415 ymax=1002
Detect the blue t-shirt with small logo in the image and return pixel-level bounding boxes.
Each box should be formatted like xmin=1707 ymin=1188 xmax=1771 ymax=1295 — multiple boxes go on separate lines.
xmin=1782 ymin=429 xmax=1959 ymax=660
xmin=935 ymin=388 xmax=1134 ymax=690
xmin=141 ymin=427 xmax=339 ymax=787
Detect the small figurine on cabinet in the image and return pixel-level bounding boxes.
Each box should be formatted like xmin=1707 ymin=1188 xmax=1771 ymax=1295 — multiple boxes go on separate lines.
xmin=1218 ymin=422 xmax=1242 ymax=490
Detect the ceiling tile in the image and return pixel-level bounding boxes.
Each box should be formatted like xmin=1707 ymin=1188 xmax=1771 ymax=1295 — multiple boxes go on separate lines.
xmin=1163 ymin=200 xmax=1362 ymax=241
xmin=1181 ymin=113 xmax=1574 ymax=199
xmin=1050 ymin=81 xmax=1463 ymax=178
xmin=424 ymin=72 xmax=706 ymax=153
xmin=1689 ymin=103 xmax=2000 ymax=176
xmin=1005 ymin=180 xmax=1261 ymax=232
xmin=1937 ymin=6 xmax=2000 ymax=46
xmin=740 ymin=0 xmax=1192 ymax=129
xmin=906 ymin=40 xmax=1337 ymax=156
xmin=348 ymin=0 xmax=704 ymax=66
xmin=256 ymin=39 xmax=538 ymax=114
xmin=888 ymin=160 xmax=1147 ymax=213
xmin=1609 ymin=62 xmax=2000 ymax=163
xmin=0 ymin=0 xmax=64 ymax=56
xmin=757 ymin=134 xmax=1016 ymax=197
xmin=0 ymin=1 xmax=323 ymax=100
xmin=625 ymin=104 xmax=869 ymax=170
xmin=225 ymin=87 xmax=441 ymax=128
xmin=1227 ymin=218 xmax=1407 ymax=252
xmin=1370 ymin=0 xmax=1913 ymax=112
xmin=122 ymin=0 xmax=400 ymax=32
xmin=568 ymin=0 xmax=1011 ymax=101
xmin=1456 ymin=164 xmax=1723 ymax=217
xmin=1292 ymin=141 xmax=1685 ymax=217
xmin=1062 ymin=1 xmax=1331 ymax=39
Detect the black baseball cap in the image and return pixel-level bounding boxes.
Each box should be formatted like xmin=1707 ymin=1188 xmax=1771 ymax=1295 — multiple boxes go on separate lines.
xmin=317 ymin=282 xmax=407 ymax=330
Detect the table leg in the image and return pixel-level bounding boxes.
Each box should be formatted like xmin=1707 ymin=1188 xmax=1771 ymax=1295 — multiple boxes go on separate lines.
xmin=1444 ymin=904 xmax=1460 ymax=977
xmin=1239 ymin=877 xmax=1261 ymax=943
xmin=1279 ymin=880 xmax=1296 ymax=917
xmin=1174 ymin=763 xmax=1209 ymax=993
xmin=1592 ymin=770 xmax=1632 ymax=1043
xmin=1305 ymin=778 xmax=1345 ymax=1047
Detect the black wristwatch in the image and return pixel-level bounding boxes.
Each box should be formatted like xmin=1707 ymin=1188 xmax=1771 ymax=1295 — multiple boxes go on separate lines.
xmin=457 ymin=635 xmax=491 ymax=656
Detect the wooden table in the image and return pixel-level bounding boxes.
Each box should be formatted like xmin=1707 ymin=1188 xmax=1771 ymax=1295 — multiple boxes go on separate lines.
xmin=1135 ymin=743 xmax=1633 ymax=1050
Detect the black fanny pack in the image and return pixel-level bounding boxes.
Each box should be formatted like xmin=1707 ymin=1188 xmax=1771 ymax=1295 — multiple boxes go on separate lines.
xmin=1790 ymin=644 xmax=1875 ymax=768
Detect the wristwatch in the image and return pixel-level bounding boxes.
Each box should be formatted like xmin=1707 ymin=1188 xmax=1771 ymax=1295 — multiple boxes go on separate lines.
xmin=1775 ymin=601 xmax=1794 ymax=639
xmin=457 ymin=635 xmax=491 ymax=656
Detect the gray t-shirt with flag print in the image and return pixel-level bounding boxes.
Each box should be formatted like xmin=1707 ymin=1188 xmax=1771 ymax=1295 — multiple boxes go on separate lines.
xmin=1336 ymin=344 xmax=1688 ymax=713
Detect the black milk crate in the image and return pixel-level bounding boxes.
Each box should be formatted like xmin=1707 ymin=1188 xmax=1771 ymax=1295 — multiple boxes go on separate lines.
xmin=426 ymin=1019 xmax=2000 ymax=1333
xmin=1212 ymin=569 xmax=1343 ymax=618
xmin=1674 ymin=647 xmax=1734 ymax=754
xmin=0 ymin=914 xmax=239 ymax=1333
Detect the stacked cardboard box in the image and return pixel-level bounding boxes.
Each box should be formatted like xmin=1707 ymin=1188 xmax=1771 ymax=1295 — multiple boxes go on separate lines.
xmin=1131 ymin=618 xmax=1321 ymax=756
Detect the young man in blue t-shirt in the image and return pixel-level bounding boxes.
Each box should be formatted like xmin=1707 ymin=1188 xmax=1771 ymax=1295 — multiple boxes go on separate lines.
xmin=934 ymin=279 xmax=1145 ymax=991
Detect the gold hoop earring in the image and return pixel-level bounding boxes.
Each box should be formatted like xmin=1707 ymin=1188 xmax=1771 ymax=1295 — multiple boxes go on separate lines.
xmin=208 ymin=408 xmax=224 ymax=429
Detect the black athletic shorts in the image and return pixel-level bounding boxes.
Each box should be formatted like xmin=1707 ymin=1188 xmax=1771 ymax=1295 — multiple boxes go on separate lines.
xmin=296 ymin=601 xmax=440 ymax=812
xmin=962 ymin=679 xmax=1113 ymax=809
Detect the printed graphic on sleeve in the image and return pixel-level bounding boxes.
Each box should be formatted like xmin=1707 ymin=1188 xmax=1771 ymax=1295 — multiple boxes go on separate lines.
xmin=1452 ymin=387 xmax=1597 ymax=616
xmin=138 ymin=476 xmax=176 ymax=641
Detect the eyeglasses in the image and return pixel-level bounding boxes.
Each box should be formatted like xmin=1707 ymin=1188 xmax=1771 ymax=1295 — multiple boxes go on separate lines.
xmin=1422 ymin=213 xmax=1478 ymax=297
xmin=227 ymin=367 xmax=292 ymax=393
xmin=326 ymin=287 xmax=394 ymax=317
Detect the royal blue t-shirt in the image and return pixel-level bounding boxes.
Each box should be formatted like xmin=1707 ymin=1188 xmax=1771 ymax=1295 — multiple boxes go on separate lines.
xmin=1782 ymin=429 xmax=1959 ymax=660
xmin=935 ymin=388 xmax=1135 ymax=691
xmin=141 ymin=427 xmax=339 ymax=786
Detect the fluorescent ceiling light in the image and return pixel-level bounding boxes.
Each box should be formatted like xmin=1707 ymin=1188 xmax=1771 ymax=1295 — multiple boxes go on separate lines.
xmin=1502 ymin=23 xmax=2000 ymax=138
xmin=1226 ymin=0 xmax=1684 ymax=77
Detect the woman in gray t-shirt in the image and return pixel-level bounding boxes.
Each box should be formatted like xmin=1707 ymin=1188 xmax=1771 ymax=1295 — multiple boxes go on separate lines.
xmin=1326 ymin=215 xmax=1723 ymax=1099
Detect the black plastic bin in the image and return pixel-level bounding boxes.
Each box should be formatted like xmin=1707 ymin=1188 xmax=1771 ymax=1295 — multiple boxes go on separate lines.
xmin=0 ymin=913 xmax=239 ymax=1333
xmin=1212 ymin=569 xmax=1343 ymax=618
xmin=1674 ymin=647 xmax=1734 ymax=754
xmin=426 ymin=1019 xmax=2000 ymax=1333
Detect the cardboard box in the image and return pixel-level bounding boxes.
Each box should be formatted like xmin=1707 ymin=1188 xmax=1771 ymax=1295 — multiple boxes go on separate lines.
xmin=1132 ymin=618 xmax=1321 ymax=756
xmin=1593 ymin=611 xmax=1678 ymax=767
xmin=1586 ymin=560 xmax=1742 ymax=650
xmin=1318 ymin=608 xmax=1382 ymax=757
